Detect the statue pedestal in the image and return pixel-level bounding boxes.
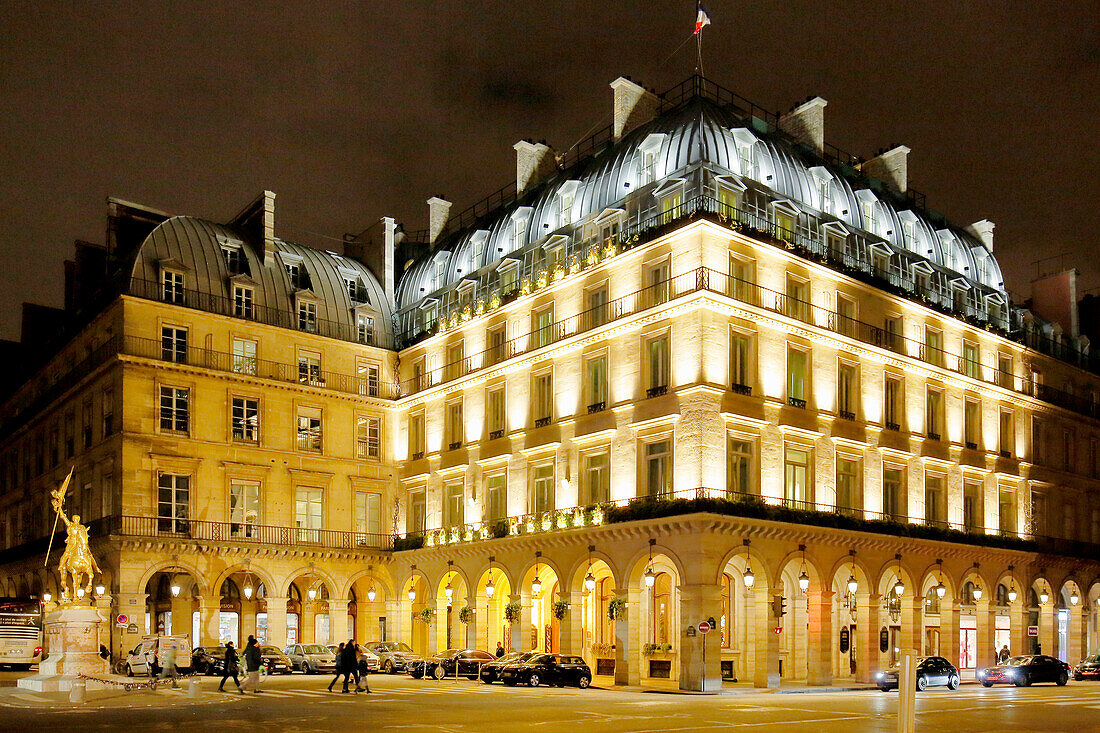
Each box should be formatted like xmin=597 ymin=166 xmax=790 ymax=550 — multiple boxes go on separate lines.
xmin=19 ymin=605 xmax=111 ymax=692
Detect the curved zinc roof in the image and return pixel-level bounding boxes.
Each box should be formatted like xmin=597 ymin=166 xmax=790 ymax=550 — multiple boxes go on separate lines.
xmin=129 ymin=215 xmax=393 ymax=340
xmin=396 ymin=95 xmax=1005 ymax=310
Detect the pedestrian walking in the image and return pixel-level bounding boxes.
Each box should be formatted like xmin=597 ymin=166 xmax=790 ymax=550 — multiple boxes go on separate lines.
xmin=495 ymin=642 xmax=505 ymax=658
xmin=355 ymin=644 xmax=371 ymax=693
xmin=328 ymin=642 xmax=346 ymax=692
xmin=219 ymin=641 xmax=242 ymax=693
xmin=998 ymin=644 xmax=1011 ymax=664
xmin=240 ymin=635 xmax=263 ymax=693
xmin=340 ymin=639 xmax=359 ymax=693
xmin=99 ymin=644 xmax=110 ymax=661
xmin=158 ymin=642 xmax=181 ymax=689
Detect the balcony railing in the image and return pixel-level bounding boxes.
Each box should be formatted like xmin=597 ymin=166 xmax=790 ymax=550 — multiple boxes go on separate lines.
xmin=80 ymin=515 xmax=390 ymax=550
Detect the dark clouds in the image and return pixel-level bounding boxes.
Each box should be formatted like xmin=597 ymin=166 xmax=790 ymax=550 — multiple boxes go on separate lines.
xmin=0 ymin=0 xmax=1097 ymax=339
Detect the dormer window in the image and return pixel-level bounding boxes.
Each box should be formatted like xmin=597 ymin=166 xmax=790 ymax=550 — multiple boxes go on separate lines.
xmin=471 ymin=230 xmax=489 ymax=272
xmin=222 ymin=246 xmax=243 ymax=274
xmin=498 ymin=261 xmax=519 ymax=295
xmin=357 ymin=313 xmax=375 ymax=345
xmin=298 ymin=299 xmax=318 ymax=332
xmin=344 ymin=277 xmax=358 ymax=301
xmin=636 ymin=133 xmax=666 ymax=186
xmin=161 ymin=269 xmax=184 ymax=304
xmin=232 ymin=285 xmax=254 ymax=319
xmin=434 ymin=260 xmax=446 ymax=289
xmin=512 ymin=214 xmax=528 ymax=251
xmin=556 ymin=181 xmax=580 ymax=227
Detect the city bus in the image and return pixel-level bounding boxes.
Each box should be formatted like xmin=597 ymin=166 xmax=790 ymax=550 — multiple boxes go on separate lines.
xmin=0 ymin=597 xmax=44 ymax=669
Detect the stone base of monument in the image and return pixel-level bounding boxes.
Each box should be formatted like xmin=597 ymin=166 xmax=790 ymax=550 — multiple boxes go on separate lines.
xmin=19 ymin=604 xmax=111 ymax=693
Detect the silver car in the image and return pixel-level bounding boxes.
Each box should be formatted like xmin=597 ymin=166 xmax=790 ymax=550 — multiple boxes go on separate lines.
xmin=284 ymin=643 xmax=337 ymax=674
xmin=367 ymin=641 xmax=421 ymax=674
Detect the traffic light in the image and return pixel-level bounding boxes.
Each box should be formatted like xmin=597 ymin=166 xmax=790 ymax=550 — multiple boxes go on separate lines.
xmin=771 ymin=594 xmax=787 ymax=619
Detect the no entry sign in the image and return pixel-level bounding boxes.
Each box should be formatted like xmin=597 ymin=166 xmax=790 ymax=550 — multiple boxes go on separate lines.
xmin=698 ymin=620 xmax=712 ymax=634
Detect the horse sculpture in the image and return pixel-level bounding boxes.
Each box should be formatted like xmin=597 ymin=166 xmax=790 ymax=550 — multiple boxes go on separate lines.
xmin=49 ymin=471 xmax=100 ymax=602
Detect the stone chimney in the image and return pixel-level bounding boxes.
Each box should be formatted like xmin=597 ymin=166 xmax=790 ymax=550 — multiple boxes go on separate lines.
xmin=610 ymin=76 xmax=659 ymax=141
xmin=427 ymin=197 xmax=451 ymax=245
xmin=860 ymin=145 xmax=910 ymax=193
xmin=1031 ymin=268 xmax=1079 ymax=338
xmin=965 ymin=219 xmax=995 ymax=252
xmin=382 ymin=216 xmax=397 ymax=308
xmin=513 ymin=141 xmax=556 ymax=195
xmin=779 ymin=97 xmax=827 ymax=155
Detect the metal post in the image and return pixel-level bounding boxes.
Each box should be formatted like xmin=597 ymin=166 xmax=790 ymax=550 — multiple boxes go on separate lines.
xmin=897 ymin=649 xmax=917 ymax=733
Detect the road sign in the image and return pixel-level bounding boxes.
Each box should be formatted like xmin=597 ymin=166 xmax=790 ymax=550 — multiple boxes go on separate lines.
xmin=116 ymin=613 xmax=129 ymax=626
xmin=686 ymin=625 xmax=697 ymax=637
xmin=126 ymin=623 xmax=138 ymax=633
xmin=698 ymin=620 xmax=711 ymax=634
xmin=1027 ymin=625 xmax=1039 ymax=637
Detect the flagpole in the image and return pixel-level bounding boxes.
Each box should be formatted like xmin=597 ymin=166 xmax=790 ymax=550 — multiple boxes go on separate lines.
xmin=697 ymin=28 xmax=704 ymax=78
xmin=44 ymin=468 xmax=73 ymax=568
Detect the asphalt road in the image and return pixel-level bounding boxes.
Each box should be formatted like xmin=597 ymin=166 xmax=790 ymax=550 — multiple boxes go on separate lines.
xmin=1 ymin=669 xmax=1098 ymax=732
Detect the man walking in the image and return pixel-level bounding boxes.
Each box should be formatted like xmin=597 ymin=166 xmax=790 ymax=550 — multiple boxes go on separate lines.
xmin=998 ymin=644 xmax=1011 ymax=664
xmin=219 ymin=641 xmax=242 ymax=693
xmin=240 ymin=635 xmax=263 ymax=693
xmin=340 ymin=639 xmax=360 ymax=693
xmin=159 ymin=641 xmax=181 ymax=689
xmin=328 ymin=642 xmax=345 ymax=692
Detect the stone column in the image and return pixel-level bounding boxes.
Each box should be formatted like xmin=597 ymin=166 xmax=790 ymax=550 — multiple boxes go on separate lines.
xmin=329 ymin=599 xmax=349 ymax=644
xmin=614 ymin=589 xmax=640 ymax=686
xmin=170 ymin=595 xmax=192 ymax=639
xmin=940 ymin=600 xmax=960 ymax=667
xmin=901 ymin=595 xmax=922 ymax=656
xmin=508 ymin=594 xmax=524 ymax=654
xmin=1038 ymin=600 xmax=1055 ymax=657
xmin=807 ymin=589 xmax=834 ymax=686
xmin=752 ymin=587 xmax=780 ymax=688
xmin=434 ymin=598 xmax=450 ymax=652
xmin=677 ymin=583 xmax=722 ymax=692
xmin=1069 ymin=603 xmax=1085 ymax=663
xmin=974 ymin=599 xmax=995 ymax=669
xmin=198 ymin=595 xmax=221 ymax=647
xmin=559 ymin=591 xmax=584 ymax=656
xmin=1008 ymin=599 xmax=1025 ymax=656
xmin=266 ymin=605 xmax=288 ymax=649
xmin=856 ymin=593 xmax=881 ymax=684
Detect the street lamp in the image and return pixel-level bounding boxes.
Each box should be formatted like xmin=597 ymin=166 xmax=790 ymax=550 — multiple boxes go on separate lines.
xmin=742 ymin=539 xmax=754 ymax=589
xmin=1040 ymin=589 xmax=1049 ymax=605
xmin=584 ymin=546 xmax=596 ymax=591
xmin=893 ymin=554 xmax=904 ymax=597
xmin=95 ymin=584 xmax=106 ymax=598
xmin=532 ymin=551 xmax=543 ymax=596
xmin=644 ymin=539 xmax=656 ymax=588
xmin=1070 ymin=590 xmax=1079 ymax=605
xmin=76 ymin=587 xmax=86 ymax=600
xmin=797 ymin=544 xmax=810 ymax=593
xmin=42 ymin=593 xmax=51 ymax=604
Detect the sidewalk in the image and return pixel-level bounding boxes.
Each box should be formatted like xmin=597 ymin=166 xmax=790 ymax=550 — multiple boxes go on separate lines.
xmin=593 ymin=675 xmax=878 ymax=695
xmin=0 ymin=679 xmax=242 ymax=711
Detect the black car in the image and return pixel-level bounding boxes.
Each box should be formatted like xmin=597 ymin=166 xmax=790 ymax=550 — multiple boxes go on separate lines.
xmin=410 ymin=648 xmax=495 ymax=680
xmin=480 ymin=651 xmax=538 ymax=683
xmin=876 ymin=656 xmax=960 ymax=691
xmin=977 ymin=655 xmax=1071 ymax=687
xmin=500 ymin=653 xmax=592 ymax=688
xmin=1073 ymin=654 xmax=1100 ymax=681
xmin=191 ymin=646 xmax=216 ymax=675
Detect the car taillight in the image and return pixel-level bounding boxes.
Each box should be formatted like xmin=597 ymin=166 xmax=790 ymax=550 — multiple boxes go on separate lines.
xmin=33 ymin=647 xmax=42 ymax=656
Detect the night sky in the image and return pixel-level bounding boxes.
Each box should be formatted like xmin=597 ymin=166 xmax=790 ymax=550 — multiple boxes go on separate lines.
xmin=1 ymin=1 xmax=1097 ymax=341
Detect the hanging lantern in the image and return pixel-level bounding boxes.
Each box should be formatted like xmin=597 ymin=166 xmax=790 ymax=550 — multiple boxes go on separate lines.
xmin=847 ymin=575 xmax=858 ymax=595
xmin=532 ymin=575 xmax=542 ymax=596
xmin=367 ymin=585 xmax=377 ymax=603
xmin=1039 ymin=590 xmax=1049 ymax=604
xmin=308 ymin=587 xmax=317 ymax=601
xmin=445 ymin=585 xmax=454 ymax=605
xmin=485 ymin=576 xmax=495 ymax=599
xmin=1007 ymin=586 xmax=1018 ymax=603
xmin=584 ymin=572 xmax=596 ymax=592
xmin=1070 ymin=591 xmax=1079 ymax=605
xmin=408 ymin=587 xmax=416 ymax=602
xmin=936 ymin=582 xmax=946 ymax=599
xmin=798 ymin=570 xmax=810 ymax=593
xmin=743 ymin=565 xmax=755 ymax=589
xmin=971 ymin=585 xmax=983 ymax=602
xmin=170 ymin=582 xmax=181 ymax=598
xmin=243 ymin=584 xmax=254 ymax=600
xmin=894 ymin=578 xmax=905 ymax=597
xmin=644 ymin=566 xmax=656 ymax=588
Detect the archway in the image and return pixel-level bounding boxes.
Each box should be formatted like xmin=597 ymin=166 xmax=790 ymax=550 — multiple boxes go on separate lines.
xmin=473 ymin=565 xmax=511 ymax=655
xmin=285 ymin=571 xmax=335 ymax=646
xmin=773 ymin=551 xmax=824 ymax=682
xmin=436 ymin=568 xmax=470 ymax=651
xmin=400 ymin=571 xmax=430 ymax=655
xmin=518 ymin=556 xmax=561 ymax=654
xmin=828 ymin=555 xmax=872 ymax=682
xmin=347 ymin=572 xmax=388 ymax=644
xmin=1057 ymin=579 xmax=1085 ymax=663
xmin=143 ymin=569 xmax=199 ymax=644
xmin=571 ymin=556 xmax=615 ymax=677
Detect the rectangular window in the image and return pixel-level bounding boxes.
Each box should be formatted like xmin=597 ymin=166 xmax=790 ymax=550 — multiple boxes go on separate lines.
xmin=356 ymin=314 xmax=374 ymax=345
xmin=837 ymin=362 xmax=858 ymax=419
xmin=582 ymin=451 xmax=610 ymax=505
xmin=784 ymin=275 xmax=810 ymax=322
xmin=229 ymin=481 xmax=260 ymax=537
xmin=836 ymin=294 xmax=857 ymax=337
xmin=102 ymin=388 xmax=114 ymax=437
xmin=963 ymin=341 xmax=980 ymax=379
xmin=533 ymin=307 xmax=554 ymax=349
xmin=885 ymin=375 xmax=903 ymax=430
xmin=296 ymin=407 xmax=322 ymax=452
xmin=729 ymin=331 xmax=752 ymax=393
xmin=998 ymin=489 xmax=1016 ymax=536
xmin=532 ymin=464 xmax=555 ymax=513
xmin=159 ymin=386 xmax=189 ymax=433
xmin=787 ymin=346 xmax=808 ymax=407
xmin=999 ymin=410 xmax=1014 ymax=456
xmin=295 ymin=487 xmax=323 ymax=542
xmin=222 ymin=246 xmax=242 ymax=273
xmin=660 ymin=189 xmax=683 ymax=224
xmin=964 ymin=399 xmax=981 ymax=448
xmin=1032 ymin=416 xmax=1044 ymax=464
xmin=488 ymin=325 xmax=507 ymax=365
xmin=157 ymin=473 xmax=190 ymax=533
xmin=446 ymin=401 xmax=463 ymax=450
xmin=643 ymin=440 xmax=673 ymax=499
xmin=445 ymin=341 xmax=464 ymax=381
xmin=231 ymin=397 xmax=260 ymax=442
xmin=729 ymin=256 xmax=756 ymax=304
xmin=162 ymin=270 xmax=184 ymax=304
xmin=81 ymin=401 xmax=92 ymax=449
xmin=996 ymin=354 xmax=1013 ymax=389
xmin=924 ymin=327 xmax=944 ymax=367
xmin=784 ymin=447 xmax=811 ymax=505
xmin=487 ymin=388 xmax=505 ymax=439
xmin=963 ymin=482 xmax=982 ymax=533
xmin=161 ymin=326 xmax=187 ymax=364
xmin=444 ymin=482 xmax=464 ymax=528
xmin=727 ymin=439 xmax=754 ymax=496
xmin=344 ymin=277 xmax=359 ymax=301
xmin=585 ymin=354 xmax=608 ymax=412
xmin=883 ymin=315 xmax=903 ymax=353
xmin=233 ymin=286 xmax=254 ymax=319
xmin=645 ymin=334 xmax=670 ymax=396
xmin=284 ymin=262 xmax=302 ymax=288
xmin=354 ymin=492 xmax=382 ymax=537
xmin=533 ymin=372 xmax=553 ymax=426
xmin=298 ymin=300 xmax=317 ymax=332
xmin=836 ymin=457 xmax=861 ymax=513
xmin=356 ymin=416 xmax=381 ymax=459
xmin=408 ymin=490 xmax=426 ymax=534
xmin=925 ymin=474 xmax=945 ymax=526
xmin=648 ymin=260 xmax=670 ymax=306
xmin=298 ymin=352 xmax=322 ymax=385
xmin=718 ymin=185 xmax=739 ymax=218
xmin=499 ymin=265 xmax=518 ymax=295
xmin=232 ymin=338 xmax=257 ymax=375
xmin=926 ymin=388 xmax=943 ymax=439
xmin=409 ymin=413 xmax=425 ymax=458
xmin=486 ymin=474 xmax=507 ymax=522
xmin=357 ymin=361 xmax=380 ymax=397
xmin=883 ymin=467 xmax=906 ymax=520
xmin=586 ymin=286 xmax=609 ymax=329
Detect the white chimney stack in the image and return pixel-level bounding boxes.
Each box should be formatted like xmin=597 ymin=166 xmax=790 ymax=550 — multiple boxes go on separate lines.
xmin=427 ymin=197 xmax=451 ymax=245
xmin=610 ymin=77 xmax=659 ymax=141
xmin=965 ymin=219 xmax=995 ymax=252
xmin=861 ymin=145 xmax=910 ymax=193
xmin=779 ymin=97 xmax=827 ymax=156
xmin=382 ymin=216 xmax=396 ymax=307
xmin=513 ymin=141 xmax=556 ymax=195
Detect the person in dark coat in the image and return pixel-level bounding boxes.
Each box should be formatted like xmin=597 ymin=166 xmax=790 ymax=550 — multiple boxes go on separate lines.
xmin=328 ymin=642 xmax=346 ymax=692
xmin=355 ymin=644 xmax=371 ymax=693
xmin=240 ymin=636 xmax=263 ymax=693
xmin=340 ymin=639 xmax=360 ymax=693
xmin=495 ymin=642 xmax=505 ymax=658
xmin=219 ymin=641 xmax=242 ymax=693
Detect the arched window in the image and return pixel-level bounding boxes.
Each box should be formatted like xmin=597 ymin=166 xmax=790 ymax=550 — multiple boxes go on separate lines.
xmin=924 ymin=586 xmax=941 ymax=615
xmin=721 ymin=573 xmax=733 ymax=649
xmin=651 ymin=572 xmax=672 ymax=645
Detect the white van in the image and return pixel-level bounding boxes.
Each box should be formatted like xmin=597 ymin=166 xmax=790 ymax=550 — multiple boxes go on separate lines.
xmin=124 ymin=635 xmax=193 ymax=677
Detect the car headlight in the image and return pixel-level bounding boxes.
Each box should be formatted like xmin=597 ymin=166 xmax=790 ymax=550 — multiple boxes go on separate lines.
xmin=875 ymin=672 xmax=884 ymax=681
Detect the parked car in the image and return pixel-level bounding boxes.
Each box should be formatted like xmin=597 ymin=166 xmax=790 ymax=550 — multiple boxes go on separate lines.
xmin=480 ymin=651 xmax=538 ymax=683
xmin=411 ymin=648 xmax=495 ymax=680
xmin=1073 ymin=655 xmax=1100 ymax=681
xmin=123 ymin=635 xmax=193 ymax=677
xmin=356 ymin=645 xmax=381 ymax=672
xmin=500 ymin=653 xmax=592 ymax=688
xmin=876 ymin=656 xmax=960 ymax=691
xmin=190 ymin=646 xmax=215 ymax=675
xmin=366 ymin=641 xmax=421 ymax=674
xmin=977 ymin=655 xmax=1071 ymax=687
xmin=258 ymin=645 xmax=294 ymax=674
xmin=285 ymin=644 xmax=337 ymax=674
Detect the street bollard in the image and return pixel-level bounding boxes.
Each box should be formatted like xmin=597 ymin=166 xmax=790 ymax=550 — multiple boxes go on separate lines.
xmin=187 ymin=678 xmax=200 ymax=698
xmin=69 ymin=679 xmax=87 ymax=704
xmin=897 ymin=649 xmax=917 ymax=733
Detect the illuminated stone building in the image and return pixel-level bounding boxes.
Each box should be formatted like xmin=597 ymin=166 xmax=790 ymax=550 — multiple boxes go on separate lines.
xmin=1 ymin=76 xmax=1098 ymax=690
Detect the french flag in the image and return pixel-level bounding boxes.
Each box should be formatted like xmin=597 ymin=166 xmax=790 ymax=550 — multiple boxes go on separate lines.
xmin=694 ymin=3 xmax=711 ymax=34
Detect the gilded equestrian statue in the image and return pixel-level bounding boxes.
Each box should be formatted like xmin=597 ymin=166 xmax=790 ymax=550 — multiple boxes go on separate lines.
xmin=48 ymin=470 xmax=100 ymax=602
